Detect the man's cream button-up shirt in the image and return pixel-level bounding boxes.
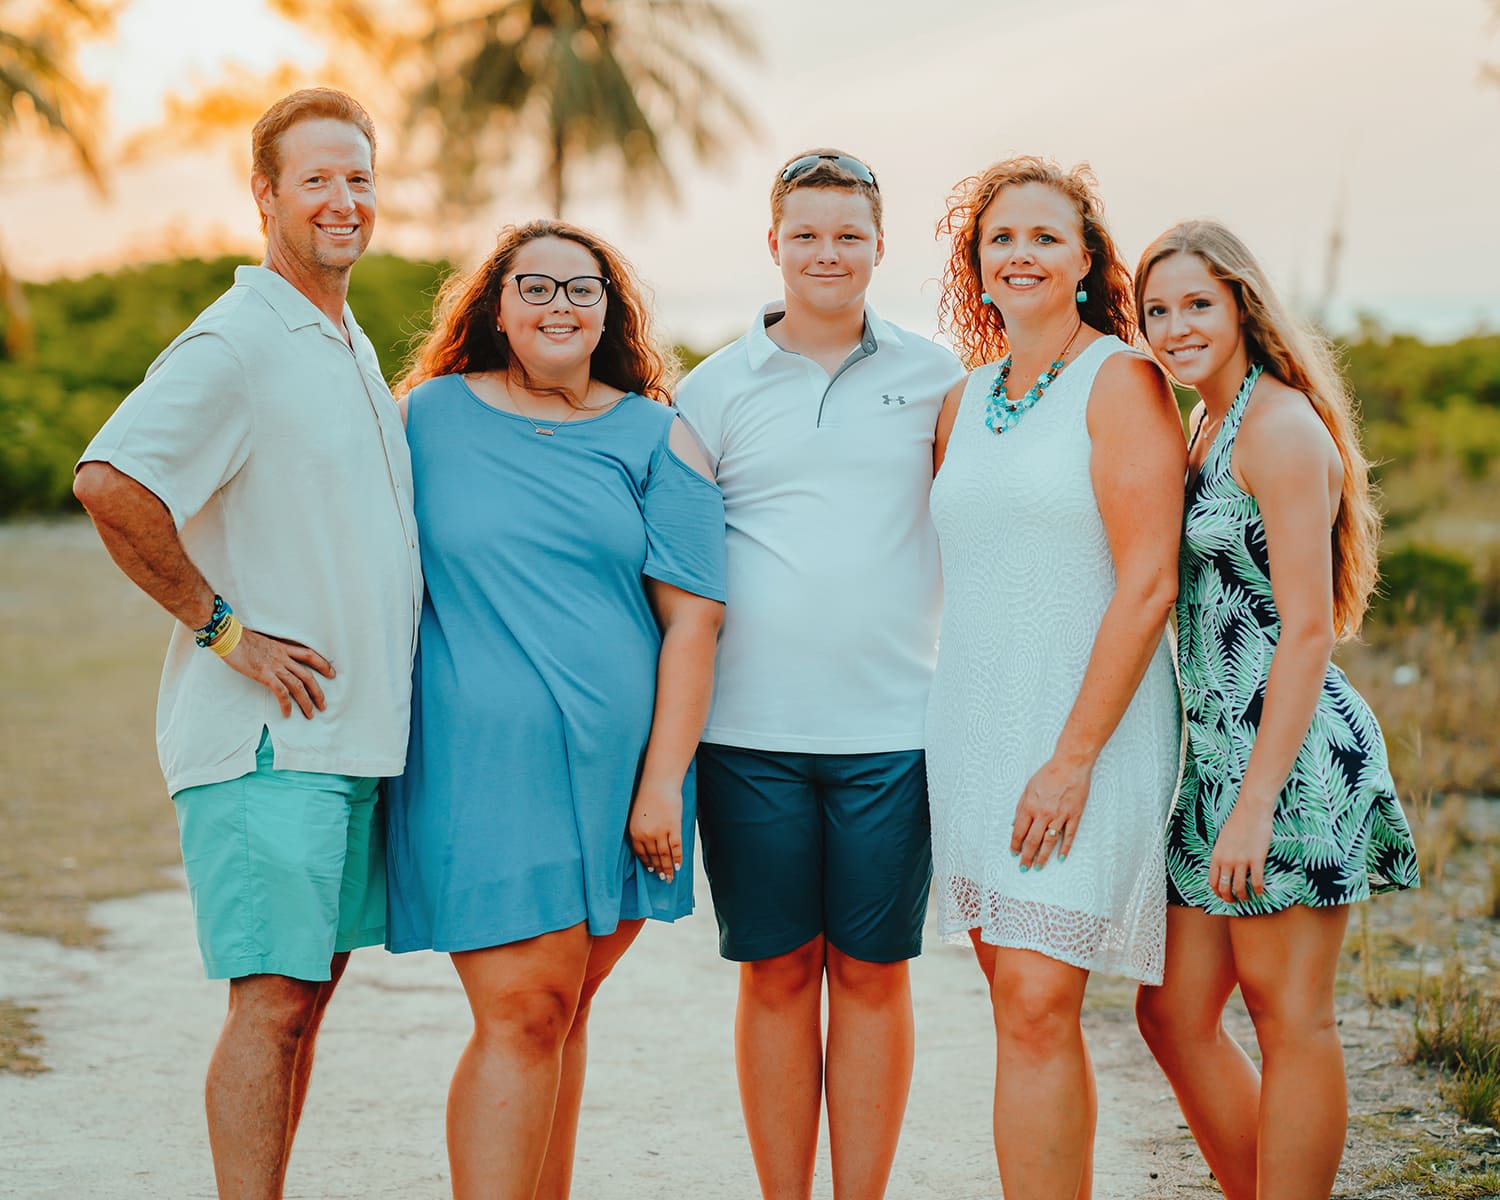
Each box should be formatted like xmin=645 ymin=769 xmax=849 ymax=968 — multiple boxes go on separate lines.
xmin=81 ymin=265 xmax=423 ymax=794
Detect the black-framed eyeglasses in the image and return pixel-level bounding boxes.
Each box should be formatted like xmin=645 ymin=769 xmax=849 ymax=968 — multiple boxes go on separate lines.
xmin=779 ymin=154 xmax=879 ymax=189
xmin=508 ymin=274 xmax=609 ymax=307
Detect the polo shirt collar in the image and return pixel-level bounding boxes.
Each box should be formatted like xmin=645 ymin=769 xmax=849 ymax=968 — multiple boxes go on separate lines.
xmin=746 ymin=301 xmax=902 ymax=370
xmin=233 ymin=264 xmax=362 ymax=342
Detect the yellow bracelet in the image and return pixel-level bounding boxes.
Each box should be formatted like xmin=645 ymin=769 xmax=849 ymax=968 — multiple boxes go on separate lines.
xmin=208 ymin=613 xmax=244 ymax=658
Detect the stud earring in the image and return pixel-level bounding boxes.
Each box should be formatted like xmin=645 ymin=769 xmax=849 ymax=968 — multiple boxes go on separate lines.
xmin=980 ymin=292 xmax=993 ymax=305
xmin=1075 ymin=281 xmax=1088 ymax=303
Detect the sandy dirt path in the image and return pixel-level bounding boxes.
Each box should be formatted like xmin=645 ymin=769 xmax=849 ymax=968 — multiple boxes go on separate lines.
xmin=0 ymin=869 xmax=1202 ymax=1199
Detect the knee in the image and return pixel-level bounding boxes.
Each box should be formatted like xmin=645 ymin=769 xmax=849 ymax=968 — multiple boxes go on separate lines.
xmin=742 ymin=939 xmax=825 ymax=1009
xmin=1135 ymin=984 xmax=1210 ymax=1052
xmin=1134 ymin=984 xmax=1173 ymax=1051
xmin=1240 ymin=986 xmax=1338 ymax=1058
xmin=473 ymin=985 xmax=578 ymax=1063
xmin=230 ymin=976 xmax=323 ymax=1046
xmin=993 ymin=979 xmax=1080 ymax=1061
xmin=826 ymin=949 xmax=907 ymax=1007
xmin=568 ymin=972 xmax=610 ymax=1036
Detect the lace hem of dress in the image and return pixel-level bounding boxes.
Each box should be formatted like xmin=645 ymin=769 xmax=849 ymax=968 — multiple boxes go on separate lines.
xmin=937 ymin=875 xmax=1164 ymax=985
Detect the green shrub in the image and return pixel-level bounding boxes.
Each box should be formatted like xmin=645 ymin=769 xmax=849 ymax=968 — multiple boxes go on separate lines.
xmin=0 ymin=253 xmax=452 ymax=515
xmin=1373 ymin=544 xmax=1482 ymax=628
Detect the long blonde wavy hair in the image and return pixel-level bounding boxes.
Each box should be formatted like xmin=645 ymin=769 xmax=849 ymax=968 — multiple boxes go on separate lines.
xmin=1135 ymin=219 xmax=1380 ymax=638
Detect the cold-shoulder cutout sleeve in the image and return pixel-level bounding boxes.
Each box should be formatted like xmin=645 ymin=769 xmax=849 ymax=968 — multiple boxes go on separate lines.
xmin=641 ymin=410 xmax=727 ymax=602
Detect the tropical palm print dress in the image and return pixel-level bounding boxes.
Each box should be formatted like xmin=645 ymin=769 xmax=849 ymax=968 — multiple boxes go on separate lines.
xmin=1167 ymin=366 xmax=1420 ymax=914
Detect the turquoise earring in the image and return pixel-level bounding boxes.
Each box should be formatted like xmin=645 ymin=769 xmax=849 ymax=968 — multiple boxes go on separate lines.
xmin=981 ymin=292 xmax=993 ymax=304
xmin=1075 ymin=281 xmax=1088 ymax=303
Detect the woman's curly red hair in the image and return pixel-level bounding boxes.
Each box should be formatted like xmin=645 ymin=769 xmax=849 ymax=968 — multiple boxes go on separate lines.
xmin=937 ymin=156 xmax=1136 ymax=369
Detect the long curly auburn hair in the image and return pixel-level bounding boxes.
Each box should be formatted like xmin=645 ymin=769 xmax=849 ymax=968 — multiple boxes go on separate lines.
xmin=936 ymin=156 xmax=1136 ymax=369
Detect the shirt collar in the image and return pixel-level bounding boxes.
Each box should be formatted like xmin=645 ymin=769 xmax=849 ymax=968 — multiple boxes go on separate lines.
xmin=745 ymin=300 xmax=900 ymax=370
xmin=233 ymin=264 xmax=363 ymax=343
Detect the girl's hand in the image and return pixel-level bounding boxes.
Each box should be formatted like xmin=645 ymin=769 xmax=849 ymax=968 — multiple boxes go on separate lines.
xmin=1209 ymin=800 xmax=1274 ymax=903
xmin=628 ymin=780 xmax=683 ymax=883
xmin=1011 ymin=755 xmax=1092 ymax=870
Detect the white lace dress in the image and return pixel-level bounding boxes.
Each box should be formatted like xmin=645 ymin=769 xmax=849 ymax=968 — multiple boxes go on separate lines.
xmin=926 ymin=336 xmax=1181 ymax=984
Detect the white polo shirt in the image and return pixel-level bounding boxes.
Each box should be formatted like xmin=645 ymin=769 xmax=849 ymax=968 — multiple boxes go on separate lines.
xmin=81 ymin=265 xmax=423 ymax=794
xmin=675 ymin=303 xmax=964 ymax=753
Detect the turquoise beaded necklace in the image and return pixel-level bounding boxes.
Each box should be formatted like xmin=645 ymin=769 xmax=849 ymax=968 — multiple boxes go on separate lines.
xmin=984 ymin=320 xmax=1084 ymax=435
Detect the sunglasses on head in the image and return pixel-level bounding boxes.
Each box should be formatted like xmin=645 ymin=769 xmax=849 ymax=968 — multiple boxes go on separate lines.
xmin=779 ymin=154 xmax=879 ymax=189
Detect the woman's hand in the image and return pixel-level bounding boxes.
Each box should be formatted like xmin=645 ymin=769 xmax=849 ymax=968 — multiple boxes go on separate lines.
xmin=1208 ymin=799 xmax=1274 ymax=903
xmin=629 ymin=779 xmax=684 ymax=883
xmin=1011 ymin=755 xmax=1092 ymax=870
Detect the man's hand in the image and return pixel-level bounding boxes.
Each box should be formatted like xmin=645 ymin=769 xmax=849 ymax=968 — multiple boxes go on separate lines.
xmin=222 ymin=629 xmax=335 ymax=719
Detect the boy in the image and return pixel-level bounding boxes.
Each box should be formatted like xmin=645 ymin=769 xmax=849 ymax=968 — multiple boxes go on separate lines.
xmin=674 ymin=150 xmax=963 ymax=1199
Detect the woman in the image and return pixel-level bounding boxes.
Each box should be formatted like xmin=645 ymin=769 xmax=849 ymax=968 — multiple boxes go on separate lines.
xmin=926 ymin=156 xmax=1186 ymax=1198
xmin=1133 ymin=220 xmax=1419 ymax=1200
xmin=386 ymin=220 xmax=726 ymax=1200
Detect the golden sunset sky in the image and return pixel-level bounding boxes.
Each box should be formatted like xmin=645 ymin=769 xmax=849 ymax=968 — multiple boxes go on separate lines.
xmin=2 ymin=0 xmax=1496 ymax=348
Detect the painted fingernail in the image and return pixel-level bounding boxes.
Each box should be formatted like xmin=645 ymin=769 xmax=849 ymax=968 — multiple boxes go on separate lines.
xmin=1010 ymin=849 xmax=1020 ymax=857
xmin=1036 ymin=860 xmax=1046 ymax=871
xmin=1019 ymin=864 xmax=1029 ymax=873
xmin=1058 ymin=852 xmax=1067 ymax=863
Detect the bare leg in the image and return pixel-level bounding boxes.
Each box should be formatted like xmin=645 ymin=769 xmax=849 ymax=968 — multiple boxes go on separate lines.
xmin=824 ymin=948 xmax=913 ymax=1200
xmin=205 ymin=973 xmax=328 ymax=1200
xmin=969 ymin=934 xmax=1094 ymax=1200
xmin=447 ymin=924 xmax=592 ymax=1200
xmin=1135 ymin=908 xmax=1259 ymax=1200
xmin=536 ymin=920 xmax=645 ymax=1200
xmin=1231 ymin=905 xmax=1350 ymax=1200
xmin=737 ymin=936 xmax=827 ymax=1200
xmin=284 ymin=952 xmax=350 ymax=1154
xmin=989 ymin=946 xmax=1093 ymax=1200
xmin=1075 ymin=1035 xmax=1096 ymax=1200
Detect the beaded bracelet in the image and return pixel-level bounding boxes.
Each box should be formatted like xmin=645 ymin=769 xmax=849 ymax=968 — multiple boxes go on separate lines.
xmin=194 ymin=595 xmax=233 ymax=648
xmin=207 ymin=614 xmax=244 ymax=659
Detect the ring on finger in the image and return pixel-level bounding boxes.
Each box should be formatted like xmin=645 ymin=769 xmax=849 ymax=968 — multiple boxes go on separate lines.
xmin=1044 ymin=828 xmax=1059 ymax=839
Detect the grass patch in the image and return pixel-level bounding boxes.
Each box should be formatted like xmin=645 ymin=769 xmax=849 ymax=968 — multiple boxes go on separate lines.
xmin=0 ymin=518 xmax=181 ymax=947
xmin=1406 ymin=959 xmax=1500 ymax=1130
xmin=0 ymin=999 xmax=47 ymax=1075
xmin=1363 ymin=1147 xmax=1500 ymax=1199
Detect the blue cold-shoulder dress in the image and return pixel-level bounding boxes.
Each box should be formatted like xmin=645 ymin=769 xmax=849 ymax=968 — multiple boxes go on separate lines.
xmin=386 ymin=375 xmax=727 ymax=953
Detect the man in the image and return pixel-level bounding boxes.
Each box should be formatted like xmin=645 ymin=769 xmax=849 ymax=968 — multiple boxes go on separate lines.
xmin=73 ymin=88 xmax=421 ymax=1199
xmin=674 ymin=151 xmax=964 ymax=1199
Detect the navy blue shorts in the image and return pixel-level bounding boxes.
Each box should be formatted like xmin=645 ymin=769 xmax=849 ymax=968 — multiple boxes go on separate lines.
xmin=695 ymin=744 xmax=931 ymax=963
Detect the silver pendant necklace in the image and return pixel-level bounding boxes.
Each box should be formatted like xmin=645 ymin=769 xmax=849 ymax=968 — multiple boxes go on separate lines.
xmin=512 ymin=384 xmax=593 ymax=436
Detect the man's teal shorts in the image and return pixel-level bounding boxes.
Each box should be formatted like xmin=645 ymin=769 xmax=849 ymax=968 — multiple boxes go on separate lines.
xmin=171 ymin=730 xmax=386 ymax=981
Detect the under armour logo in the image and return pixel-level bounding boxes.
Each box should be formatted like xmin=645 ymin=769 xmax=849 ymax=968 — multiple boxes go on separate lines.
xmin=882 ymin=394 xmax=906 ymax=406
